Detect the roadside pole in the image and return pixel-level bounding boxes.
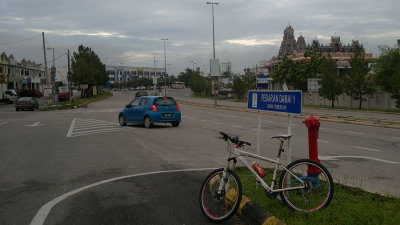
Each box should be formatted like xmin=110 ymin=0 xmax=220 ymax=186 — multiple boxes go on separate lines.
xmin=248 ymin=90 xmax=302 ymax=163
xmin=257 ymin=111 xmax=261 ymax=157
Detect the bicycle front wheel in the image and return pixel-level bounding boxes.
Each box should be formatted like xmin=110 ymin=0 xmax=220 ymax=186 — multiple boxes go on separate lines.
xmin=279 ymin=159 xmax=334 ymax=212
xmin=199 ymin=168 xmax=242 ymax=223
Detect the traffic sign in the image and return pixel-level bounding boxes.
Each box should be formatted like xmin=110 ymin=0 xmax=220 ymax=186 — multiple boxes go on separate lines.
xmin=248 ymin=90 xmax=302 ymax=114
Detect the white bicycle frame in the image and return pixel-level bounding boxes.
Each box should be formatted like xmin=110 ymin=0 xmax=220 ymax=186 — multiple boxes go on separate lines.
xmin=227 ymin=145 xmax=306 ymax=193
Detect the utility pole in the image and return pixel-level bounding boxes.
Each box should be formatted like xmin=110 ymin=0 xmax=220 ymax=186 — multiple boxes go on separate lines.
xmin=67 ymin=49 xmax=72 ymax=102
xmin=47 ymin=47 xmax=55 ymax=100
xmin=161 ymin=38 xmax=168 ymax=96
xmin=42 ymin=32 xmax=48 ymax=98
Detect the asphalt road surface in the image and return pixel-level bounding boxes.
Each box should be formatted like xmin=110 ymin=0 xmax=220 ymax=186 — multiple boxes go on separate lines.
xmin=0 ymin=89 xmax=399 ymax=225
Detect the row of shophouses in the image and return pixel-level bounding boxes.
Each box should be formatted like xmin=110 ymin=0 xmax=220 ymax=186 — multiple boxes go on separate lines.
xmin=0 ymin=52 xmax=48 ymax=92
xmin=0 ymin=51 xmax=170 ymax=92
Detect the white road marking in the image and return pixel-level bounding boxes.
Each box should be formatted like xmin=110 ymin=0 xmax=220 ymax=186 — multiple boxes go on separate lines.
xmin=67 ymin=118 xmax=129 ymax=137
xmin=319 ymin=155 xmax=399 ymax=164
xmin=346 ymin=131 xmax=364 ymax=135
xmin=232 ymin=125 xmax=243 ymax=129
xmin=0 ymin=122 xmax=8 ymax=126
xmin=392 ymin=137 xmax=400 ymax=140
xmin=214 ymin=122 xmax=224 ymax=125
xmin=352 ymin=146 xmax=381 ymax=152
xmin=317 ymin=139 xmax=329 ymax=143
xmin=200 ymin=120 xmax=207 ymax=122
xmin=29 ymin=168 xmax=218 ymax=225
xmin=26 ymin=122 xmax=44 ymax=127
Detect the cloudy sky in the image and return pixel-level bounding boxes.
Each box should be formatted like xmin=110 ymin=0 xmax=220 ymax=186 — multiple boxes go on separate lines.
xmin=1 ymin=0 xmax=399 ymax=75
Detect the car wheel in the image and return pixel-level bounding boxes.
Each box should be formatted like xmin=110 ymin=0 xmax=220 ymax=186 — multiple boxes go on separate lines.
xmin=16 ymin=108 xmax=19 ymax=111
xmin=172 ymin=121 xmax=180 ymax=127
xmin=32 ymin=107 xmax=35 ymax=111
xmin=144 ymin=116 xmax=152 ymax=128
xmin=119 ymin=115 xmax=126 ymax=126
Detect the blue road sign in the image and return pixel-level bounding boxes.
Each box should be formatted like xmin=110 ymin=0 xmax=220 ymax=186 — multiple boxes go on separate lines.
xmin=248 ymin=90 xmax=302 ymax=114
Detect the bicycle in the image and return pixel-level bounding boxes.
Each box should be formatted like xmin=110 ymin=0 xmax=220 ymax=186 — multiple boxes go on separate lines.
xmin=199 ymin=131 xmax=334 ymax=223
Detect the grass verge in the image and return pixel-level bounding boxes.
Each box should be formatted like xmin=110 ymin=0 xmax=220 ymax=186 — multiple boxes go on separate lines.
xmin=234 ymin=167 xmax=400 ymax=225
xmin=42 ymin=92 xmax=112 ymax=110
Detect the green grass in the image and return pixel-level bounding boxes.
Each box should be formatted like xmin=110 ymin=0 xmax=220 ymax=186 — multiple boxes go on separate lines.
xmin=234 ymin=167 xmax=400 ymax=225
xmin=304 ymin=104 xmax=400 ymax=114
xmin=42 ymin=92 xmax=112 ymax=110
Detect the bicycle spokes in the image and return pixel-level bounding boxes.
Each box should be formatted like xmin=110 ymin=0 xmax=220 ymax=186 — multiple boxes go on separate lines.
xmin=279 ymin=160 xmax=334 ymax=212
xmin=199 ymin=169 xmax=242 ymax=222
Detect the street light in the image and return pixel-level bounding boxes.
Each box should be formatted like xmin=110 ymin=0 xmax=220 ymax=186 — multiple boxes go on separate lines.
xmin=151 ymin=52 xmax=157 ymax=91
xmin=206 ymin=1 xmax=219 ymax=106
xmin=161 ymin=38 xmax=168 ymax=96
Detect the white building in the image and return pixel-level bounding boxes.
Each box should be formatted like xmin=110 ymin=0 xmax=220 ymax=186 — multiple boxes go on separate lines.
xmin=0 ymin=52 xmax=47 ymax=92
xmin=106 ymin=65 xmax=165 ymax=84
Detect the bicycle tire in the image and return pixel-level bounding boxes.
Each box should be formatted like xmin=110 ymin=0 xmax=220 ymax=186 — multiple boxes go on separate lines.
xmin=199 ymin=168 xmax=242 ymax=223
xmin=279 ymin=159 xmax=334 ymax=212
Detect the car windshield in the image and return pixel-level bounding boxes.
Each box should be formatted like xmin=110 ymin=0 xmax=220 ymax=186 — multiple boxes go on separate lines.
xmin=154 ymin=97 xmax=176 ymax=106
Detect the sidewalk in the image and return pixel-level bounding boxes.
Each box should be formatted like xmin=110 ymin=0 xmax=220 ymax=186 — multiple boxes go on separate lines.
xmin=175 ymin=95 xmax=400 ymax=129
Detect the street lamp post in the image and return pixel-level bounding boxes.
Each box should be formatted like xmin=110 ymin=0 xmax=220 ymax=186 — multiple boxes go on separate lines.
xmin=161 ymin=38 xmax=168 ymax=96
xmin=151 ymin=53 xmax=157 ymax=92
xmin=207 ymin=1 xmax=219 ymax=106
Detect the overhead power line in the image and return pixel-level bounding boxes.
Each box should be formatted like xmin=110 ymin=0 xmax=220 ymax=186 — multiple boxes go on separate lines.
xmin=0 ymin=34 xmax=41 ymax=46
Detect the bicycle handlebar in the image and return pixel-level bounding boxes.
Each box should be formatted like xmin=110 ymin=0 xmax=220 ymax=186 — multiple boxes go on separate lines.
xmin=219 ymin=131 xmax=251 ymax=147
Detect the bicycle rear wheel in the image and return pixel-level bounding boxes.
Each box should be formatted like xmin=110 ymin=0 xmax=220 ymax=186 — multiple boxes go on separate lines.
xmin=279 ymin=159 xmax=334 ymax=212
xmin=199 ymin=168 xmax=242 ymax=223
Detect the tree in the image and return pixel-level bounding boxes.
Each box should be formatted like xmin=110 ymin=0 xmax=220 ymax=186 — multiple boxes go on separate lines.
xmin=242 ymin=68 xmax=256 ymax=90
xmin=190 ymin=70 xmax=211 ymax=96
xmin=71 ymin=45 xmax=108 ymax=97
xmin=304 ymin=40 xmax=324 ymax=79
xmin=343 ymin=44 xmax=375 ymax=109
xmin=177 ymin=68 xmax=194 ymax=87
xmin=270 ymin=57 xmax=308 ymax=91
xmin=374 ymin=46 xmax=400 ymax=107
xmin=232 ymin=76 xmax=246 ymax=99
xmin=318 ymin=55 xmax=343 ymax=108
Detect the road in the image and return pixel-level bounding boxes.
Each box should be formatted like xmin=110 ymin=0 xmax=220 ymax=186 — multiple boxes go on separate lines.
xmin=0 ymin=89 xmax=399 ymax=225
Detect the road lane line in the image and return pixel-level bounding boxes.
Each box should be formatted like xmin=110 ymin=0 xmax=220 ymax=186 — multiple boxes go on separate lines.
xmin=318 ymin=139 xmax=329 ymax=143
xmin=319 ymin=155 xmax=399 ymax=164
xmin=353 ymin=146 xmax=381 ymax=152
xmin=0 ymin=122 xmax=8 ymax=126
xmin=200 ymin=120 xmax=207 ymax=122
xmin=214 ymin=122 xmax=224 ymax=125
xmin=70 ymin=128 xmax=130 ymax=137
xmin=232 ymin=125 xmax=243 ymax=129
xmin=346 ymin=131 xmax=365 ymax=135
xmin=29 ymin=168 xmax=218 ymax=225
xmin=66 ymin=119 xmax=76 ymax=137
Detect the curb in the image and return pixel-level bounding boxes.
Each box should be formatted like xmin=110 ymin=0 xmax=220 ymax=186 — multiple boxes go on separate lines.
xmin=225 ymin=189 xmax=285 ymax=225
xmin=177 ymin=100 xmax=400 ymax=129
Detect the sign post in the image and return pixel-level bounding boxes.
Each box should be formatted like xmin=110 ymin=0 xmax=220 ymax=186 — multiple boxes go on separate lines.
xmin=248 ymin=90 xmax=302 ymax=163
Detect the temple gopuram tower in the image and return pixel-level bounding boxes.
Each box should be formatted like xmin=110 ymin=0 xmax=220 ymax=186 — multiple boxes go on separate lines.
xmin=278 ymin=25 xmax=297 ymax=57
xmin=296 ymin=34 xmax=306 ymax=53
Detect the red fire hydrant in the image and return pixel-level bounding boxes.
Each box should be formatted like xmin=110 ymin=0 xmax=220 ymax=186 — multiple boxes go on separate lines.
xmin=303 ymin=115 xmax=322 ymax=174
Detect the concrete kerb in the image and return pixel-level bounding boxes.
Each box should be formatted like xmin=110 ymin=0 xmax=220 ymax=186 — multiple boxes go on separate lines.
xmin=208 ymin=176 xmax=285 ymax=225
xmin=225 ymin=189 xmax=285 ymax=225
xmin=177 ymin=100 xmax=400 ymax=129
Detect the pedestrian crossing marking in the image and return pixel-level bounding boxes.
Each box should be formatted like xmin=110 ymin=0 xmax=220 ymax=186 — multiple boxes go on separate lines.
xmin=66 ymin=118 xmax=131 ymax=137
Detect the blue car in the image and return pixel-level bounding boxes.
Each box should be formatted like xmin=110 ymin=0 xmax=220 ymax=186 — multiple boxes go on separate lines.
xmin=119 ymin=96 xmax=181 ymax=128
